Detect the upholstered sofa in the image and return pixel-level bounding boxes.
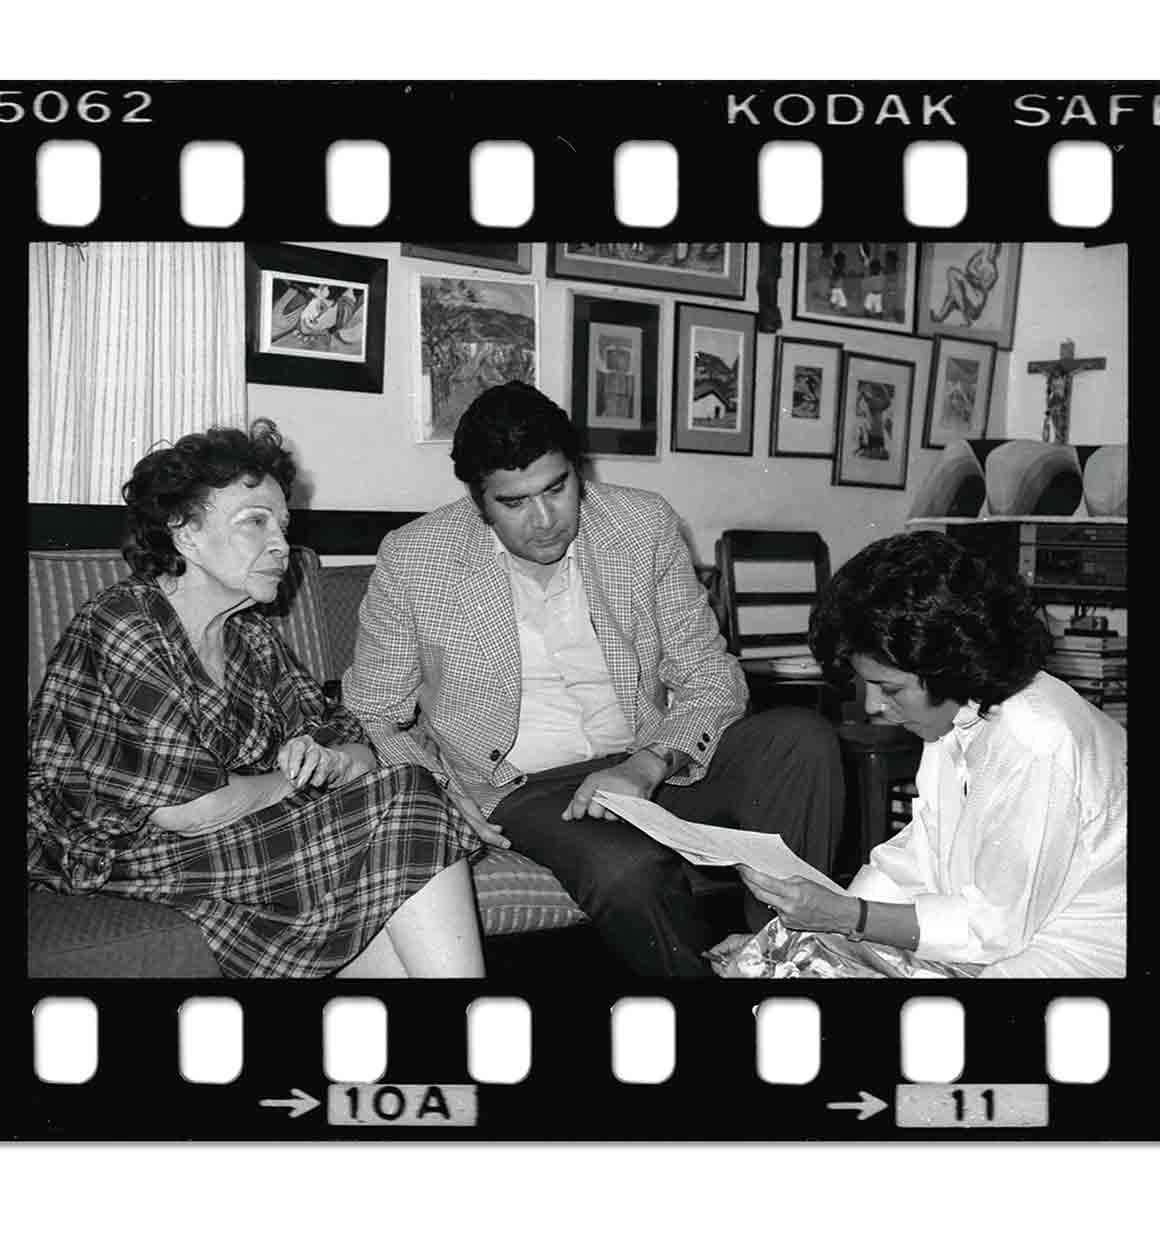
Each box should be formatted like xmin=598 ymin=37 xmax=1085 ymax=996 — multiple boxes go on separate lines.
xmin=27 ymin=540 xmax=591 ymax=978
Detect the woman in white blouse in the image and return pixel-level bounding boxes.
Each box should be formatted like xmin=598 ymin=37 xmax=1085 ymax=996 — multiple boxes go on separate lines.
xmin=720 ymin=530 xmax=1126 ymax=980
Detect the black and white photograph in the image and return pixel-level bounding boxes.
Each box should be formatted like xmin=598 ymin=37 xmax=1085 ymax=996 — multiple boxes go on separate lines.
xmin=18 ymin=76 xmax=1141 ymax=1163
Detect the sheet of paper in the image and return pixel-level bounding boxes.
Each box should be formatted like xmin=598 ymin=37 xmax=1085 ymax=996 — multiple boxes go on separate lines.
xmin=592 ymin=790 xmax=847 ymax=894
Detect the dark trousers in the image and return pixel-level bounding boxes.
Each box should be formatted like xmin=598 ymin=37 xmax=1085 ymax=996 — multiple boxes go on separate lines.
xmin=488 ymin=708 xmax=844 ymax=977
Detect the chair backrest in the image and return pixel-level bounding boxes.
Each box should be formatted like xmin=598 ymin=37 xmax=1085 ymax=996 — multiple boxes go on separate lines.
xmin=714 ymin=529 xmax=831 ymax=659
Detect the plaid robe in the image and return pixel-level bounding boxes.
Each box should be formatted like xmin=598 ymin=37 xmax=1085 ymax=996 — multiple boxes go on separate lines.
xmin=28 ymin=576 xmax=480 ymax=978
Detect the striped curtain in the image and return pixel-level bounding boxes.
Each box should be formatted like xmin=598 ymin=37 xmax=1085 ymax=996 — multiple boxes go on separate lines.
xmin=28 ymin=241 xmax=248 ymax=503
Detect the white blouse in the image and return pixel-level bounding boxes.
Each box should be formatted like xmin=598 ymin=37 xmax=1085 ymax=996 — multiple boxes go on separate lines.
xmin=847 ymin=672 xmax=1127 ymax=978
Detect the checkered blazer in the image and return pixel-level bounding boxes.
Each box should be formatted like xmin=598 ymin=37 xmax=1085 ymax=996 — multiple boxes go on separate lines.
xmin=342 ymin=482 xmax=747 ymax=817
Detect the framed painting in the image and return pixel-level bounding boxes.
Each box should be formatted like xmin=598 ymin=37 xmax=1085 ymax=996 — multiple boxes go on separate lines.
xmin=569 ymin=294 xmax=660 ymax=458
xmin=792 ymin=242 xmax=918 ymax=335
xmin=415 ymin=273 xmax=537 ymax=444
xmin=549 ymin=242 xmax=747 ymax=300
xmin=401 ymin=242 xmax=533 ymax=273
xmin=916 ymin=242 xmax=1023 ymax=350
xmin=771 ymin=336 xmax=843 ymax=459
xmin=245 ymin=242 xmax=387 ymax=392
xmin=833 ymin=351 xmax=916 ymax=490
xmin=922 ymin=334 xmax=997 ymax=449
xmin=671 ymin=302 xmax=757 ymax=456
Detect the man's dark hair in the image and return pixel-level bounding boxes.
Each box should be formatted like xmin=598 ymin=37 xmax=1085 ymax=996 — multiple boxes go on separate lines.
xmin=121 ymin=418 xmax=295 ymax=578
xmin=808 ymin=530 xmax=1052 ymax=715
xmin=451 ymin=381 xmax=586 ymax=505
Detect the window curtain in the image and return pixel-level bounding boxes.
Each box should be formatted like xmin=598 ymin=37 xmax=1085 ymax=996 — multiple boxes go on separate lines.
xmin=28 ymin=241 xmax=248 ymax=503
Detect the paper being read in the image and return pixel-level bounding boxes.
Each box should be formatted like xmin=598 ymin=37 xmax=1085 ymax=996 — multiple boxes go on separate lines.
xmin=592 ymin=790 xmax=846 ymax=895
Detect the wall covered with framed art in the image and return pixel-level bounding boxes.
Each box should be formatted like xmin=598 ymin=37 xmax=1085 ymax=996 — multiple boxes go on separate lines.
xmin=245 ymin=241 xmax=1127 ymax=573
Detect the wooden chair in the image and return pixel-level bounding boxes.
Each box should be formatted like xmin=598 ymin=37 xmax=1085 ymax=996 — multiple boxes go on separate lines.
xmin=714 ymin=528 xmax=921 ymax=872
xmin=835 ymin=720 xmax=922 ymax=868
xmin=714 ymin=529 xmax=843 ymax=720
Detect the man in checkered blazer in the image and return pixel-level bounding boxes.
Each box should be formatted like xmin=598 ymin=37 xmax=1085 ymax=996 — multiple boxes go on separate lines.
xmin=343 ymin=382 xmax=843 ymax=976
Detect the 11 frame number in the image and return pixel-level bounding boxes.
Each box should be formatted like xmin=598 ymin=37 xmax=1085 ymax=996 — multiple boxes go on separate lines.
xmin=897 ymin=1084 xmax=1049 ymax=1129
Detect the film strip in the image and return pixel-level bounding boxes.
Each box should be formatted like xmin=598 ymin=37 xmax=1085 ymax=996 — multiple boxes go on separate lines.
xmin=11 ymin=79 xmax=1154 ymax=1143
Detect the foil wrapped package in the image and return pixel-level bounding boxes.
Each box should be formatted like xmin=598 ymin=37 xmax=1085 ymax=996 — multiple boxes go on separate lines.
xmin=706 ymin=916 xmax=980 ymax=980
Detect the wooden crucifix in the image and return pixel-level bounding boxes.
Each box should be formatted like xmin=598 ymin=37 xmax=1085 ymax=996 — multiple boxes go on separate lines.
xmin=1028 ymin=338 xmax=1106 ymax=445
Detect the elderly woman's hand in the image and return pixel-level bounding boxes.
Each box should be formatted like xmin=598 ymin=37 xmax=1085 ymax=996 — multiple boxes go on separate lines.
xmin=738 ymin=866 xmax=859 ymax=935
xmin=278 ymin=736 xmax=375 ymax=790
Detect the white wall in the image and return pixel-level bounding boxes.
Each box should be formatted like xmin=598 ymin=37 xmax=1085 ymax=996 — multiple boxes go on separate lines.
xmin=249 ymin=241 xmax=1128 ymax=572
xmin=998 ymin=242 xmax=1128 ymax=443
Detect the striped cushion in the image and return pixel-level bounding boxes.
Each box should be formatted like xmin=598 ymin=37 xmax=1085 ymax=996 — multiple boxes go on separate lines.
xmin=259 ymin=549 xmax=333 ymax=685
xmin=28 ymin=546 xmax=333 ymax=704
xmin=472 ymin=848 xmax=588 ymax=936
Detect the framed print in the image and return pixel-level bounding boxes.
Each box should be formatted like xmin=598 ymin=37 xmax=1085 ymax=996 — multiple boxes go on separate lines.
xmin=416 ymin=273 xmax=537 ymax=443
xmin=401 ymin=242 xmax=533 ymax=274
xmin=792 ymin=242 xmax=918 ymax=335
xmin=245 ymin=242 xmax=387 ymax=392
xmin=569 ymin=294 xmax=660 ymax=457
xmin=549 ymin=242 xmax=747 ymax=300
xmin=916 ymin=242 xmax=1023 ymax=350
xmin=771 ymin=336 xmax=843 ymax=458
xmin=833 ymin=351 xmax=916 ymax=490
xmin=671 ymin=302 xmax=757 ymax=456
xmin=922 ymin=334 xmax=997 ymax=449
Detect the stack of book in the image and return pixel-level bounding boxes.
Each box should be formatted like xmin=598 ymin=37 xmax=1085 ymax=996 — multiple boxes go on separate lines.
xmin=1046 ymin=630 xmax=1127 ymax=728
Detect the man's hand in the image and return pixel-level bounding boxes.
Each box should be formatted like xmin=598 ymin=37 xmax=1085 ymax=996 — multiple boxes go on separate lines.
xmin=562 ymin=751 xmax=668 ymax=821
xmin=277 ymin=736 xmax=375 ymax=790
xmin=737 ymin=867 xmax=859 ymax=935
xmin=445 ymin=785 xmax=511 ymax=849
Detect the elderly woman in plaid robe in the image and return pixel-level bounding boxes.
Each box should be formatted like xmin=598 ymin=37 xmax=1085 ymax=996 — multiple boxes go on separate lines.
xmin=28 ymin=421 xmax=484 ymax=979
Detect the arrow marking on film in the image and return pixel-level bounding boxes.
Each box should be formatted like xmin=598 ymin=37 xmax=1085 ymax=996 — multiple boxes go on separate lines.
xmin=826 ymin=1091 xmax=888 ymax=1121
xmin=259 ymin=1088 xmax=320 ymax=1119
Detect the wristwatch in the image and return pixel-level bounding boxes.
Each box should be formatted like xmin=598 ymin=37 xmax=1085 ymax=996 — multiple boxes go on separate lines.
xmin=847 ymin=898 xmax=869 ymax=942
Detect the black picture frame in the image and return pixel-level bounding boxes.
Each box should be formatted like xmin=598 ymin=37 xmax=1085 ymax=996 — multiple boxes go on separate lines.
xmin=916 ymin=242 xmax=1023 ymax=350
xmin=671 ymin=301 xmax=757 ymax=456
xmin=792 ymin=242 xmax=918 ymax=336
xmin=549 ymin=243 xmax=747 ymax=300
xmin=401 ymin=242 xmax=533 ymax=273
xmin=245 ymin=242 xmax=388 ymax=392
xmin=569 ymin=294 xmax=660 ymax=458
xmin=833 ymin=350 xmax=916 ymax=491
xmin=770 ymin=335 xmax=843 ymax=459
xmin=921 ymin=334 xmax=997 ymax=449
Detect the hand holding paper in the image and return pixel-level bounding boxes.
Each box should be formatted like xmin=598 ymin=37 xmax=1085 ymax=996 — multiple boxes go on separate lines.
xmin=591 ymin=790 xmax=847 ymax=894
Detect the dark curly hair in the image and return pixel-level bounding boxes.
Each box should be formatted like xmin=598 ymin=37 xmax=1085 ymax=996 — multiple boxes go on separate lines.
xmin=808 ymin=530 xmax=1052 ymax=715
xmin=121 ymin=419 xmax=296 ymax=578
xmin=451 ymin=381 xmax=586 ymax=507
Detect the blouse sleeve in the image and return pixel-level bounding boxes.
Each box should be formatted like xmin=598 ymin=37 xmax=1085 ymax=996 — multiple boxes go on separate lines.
xmin=28 ymin=599 xmax=227 ymax=891
xmin=914 ymin=747 xmax=1082 ymax=964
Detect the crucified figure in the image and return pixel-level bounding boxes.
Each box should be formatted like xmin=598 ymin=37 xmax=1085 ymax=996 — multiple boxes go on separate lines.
xmin=930 ymin=243 xmax=1002 ymax=327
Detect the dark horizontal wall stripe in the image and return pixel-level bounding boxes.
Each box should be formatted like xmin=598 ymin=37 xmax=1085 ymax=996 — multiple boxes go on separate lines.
xmin=29 ymin=505 xmax=427 ymax=556
xmin=29 ymin=505 xmax=131 ymax=550
xmin=286 ymin=509 xmax=425 ymax=557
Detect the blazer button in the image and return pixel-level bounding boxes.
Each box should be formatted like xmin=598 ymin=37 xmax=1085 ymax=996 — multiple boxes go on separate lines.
xmin=701 ymin=732 xmax=711 ymax=742
xmin=490 ymin=749 xmax=502 ymax=762
xmin=696 ymin=741 xmax=706 ymax=751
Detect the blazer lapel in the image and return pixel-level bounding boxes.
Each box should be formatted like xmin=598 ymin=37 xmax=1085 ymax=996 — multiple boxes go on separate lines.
xmin=454 ymin=524 xmax=522 ymax=708
xmin=576 ymin=501 xmax=638 ymax=727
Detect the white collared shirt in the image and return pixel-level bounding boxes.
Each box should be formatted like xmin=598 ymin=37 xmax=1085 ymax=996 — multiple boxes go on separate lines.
xmin=848 ymin=672 xmax=1127 ymax=978
xmin=496 ymin=534 xmax=634 ymax=774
